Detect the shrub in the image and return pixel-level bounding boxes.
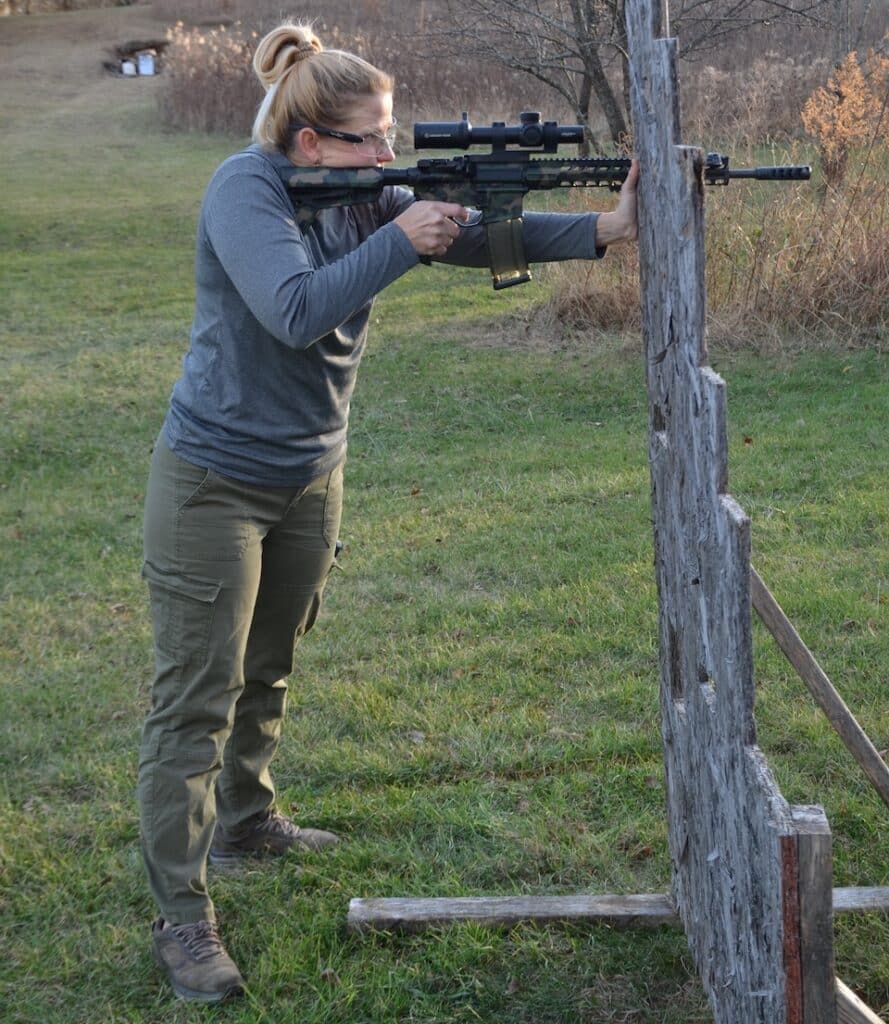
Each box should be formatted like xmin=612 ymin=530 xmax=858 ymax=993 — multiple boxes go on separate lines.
xmin=157 ymin=21 xmax=261 ymax=136
xmin=801 ymin=41 xmax=889 ymax=187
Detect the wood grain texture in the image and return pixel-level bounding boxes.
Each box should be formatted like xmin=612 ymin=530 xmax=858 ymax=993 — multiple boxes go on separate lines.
xmin=794 ymin=807 xmax=836 ymax=1023
xmin=346 ymin=893 xmax=678 ymax=932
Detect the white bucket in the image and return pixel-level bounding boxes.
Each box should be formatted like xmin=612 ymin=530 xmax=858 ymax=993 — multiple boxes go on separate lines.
xmin=121 ymin=60 xmax=137 ymax=76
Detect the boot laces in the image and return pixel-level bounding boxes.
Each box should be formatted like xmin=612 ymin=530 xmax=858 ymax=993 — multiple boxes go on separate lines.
xmin=171 ymin=920 xmax=226 ymax=962
xmin=256 ymin=809 xmax=300 ymax=840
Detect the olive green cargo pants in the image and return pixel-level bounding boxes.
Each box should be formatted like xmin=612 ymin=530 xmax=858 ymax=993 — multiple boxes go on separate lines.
xmin=138 ymin=438 xmax=342 ymax=923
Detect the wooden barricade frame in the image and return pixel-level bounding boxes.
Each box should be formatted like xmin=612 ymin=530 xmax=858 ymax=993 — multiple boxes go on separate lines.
xmin=347 ymin=3 xmax=888 ymax=1021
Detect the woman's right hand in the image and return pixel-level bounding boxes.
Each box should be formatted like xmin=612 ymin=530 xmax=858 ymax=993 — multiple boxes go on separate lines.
xmin=394 ymin=201 xmax=469 ymax=257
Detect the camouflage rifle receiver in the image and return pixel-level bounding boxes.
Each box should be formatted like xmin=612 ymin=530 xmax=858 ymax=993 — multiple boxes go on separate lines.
xmin=280 ymin=111 xmax=811 ymax=290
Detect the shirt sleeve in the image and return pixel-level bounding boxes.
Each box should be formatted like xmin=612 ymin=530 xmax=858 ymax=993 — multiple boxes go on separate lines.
xmin=374 ymin=184 xmax=606 ymax=269
xmin=438 ymin=210 xmax=606 ymax=269
xmin=203 ymin=165 xmax=418 ymax=349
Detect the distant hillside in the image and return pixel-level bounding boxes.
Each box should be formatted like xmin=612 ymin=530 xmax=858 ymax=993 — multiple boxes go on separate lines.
xmin=1 ymin=0 xmax=140 ymax=12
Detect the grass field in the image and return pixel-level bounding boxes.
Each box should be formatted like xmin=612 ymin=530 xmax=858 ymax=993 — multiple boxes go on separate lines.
xmin=1 ymin=6 xmax=888 ymax=1023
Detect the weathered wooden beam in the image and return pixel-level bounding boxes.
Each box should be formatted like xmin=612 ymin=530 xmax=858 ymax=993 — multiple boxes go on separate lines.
xmin=347 ymin=893 xmax=676 ymax=933
xmin=346 ymin=887 xmax=889 ymax=933
xmin=834 ymin=886 xmax=889 ymax=913
xmin=836 ymin=978 xmax=885 ymax=1024
xmin=750 ymin=566 xmax=889 ymax=813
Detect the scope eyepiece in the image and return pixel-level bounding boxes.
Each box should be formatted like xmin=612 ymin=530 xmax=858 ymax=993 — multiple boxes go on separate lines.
xmin=413 ymin=111 xmax=585 ymax=152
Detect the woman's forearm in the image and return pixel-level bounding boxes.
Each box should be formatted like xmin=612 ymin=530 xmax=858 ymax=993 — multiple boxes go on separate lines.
xmin=594 ymin=208 xmax=638 ymax=246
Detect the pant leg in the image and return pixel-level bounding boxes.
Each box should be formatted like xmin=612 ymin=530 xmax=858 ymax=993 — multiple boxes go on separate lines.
xmin=138 ymin=439 xmax=263 ymax=924
xmin=215 ymin=462 xmax=343 ymax=829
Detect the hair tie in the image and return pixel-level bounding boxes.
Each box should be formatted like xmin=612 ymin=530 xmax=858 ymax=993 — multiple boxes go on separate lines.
xmin=293 ymin=40 xmax=319 ymax=64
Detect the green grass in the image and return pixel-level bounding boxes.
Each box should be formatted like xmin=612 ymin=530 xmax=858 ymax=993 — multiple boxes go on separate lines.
xmin=2 ymin=32 xmax=888 ymax=1024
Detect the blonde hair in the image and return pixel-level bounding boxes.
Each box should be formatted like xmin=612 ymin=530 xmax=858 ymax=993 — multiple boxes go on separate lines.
xmin=251 ymin=21 xmax=394 ymax=151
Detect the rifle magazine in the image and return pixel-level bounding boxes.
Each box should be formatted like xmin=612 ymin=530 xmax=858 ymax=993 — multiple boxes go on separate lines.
xmin=487 ymin=218 xmax=531 ymax=290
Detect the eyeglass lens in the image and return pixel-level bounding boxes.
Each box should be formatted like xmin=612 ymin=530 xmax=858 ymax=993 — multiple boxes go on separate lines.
xmin=355 ymin=121 xmax=397 ymax=154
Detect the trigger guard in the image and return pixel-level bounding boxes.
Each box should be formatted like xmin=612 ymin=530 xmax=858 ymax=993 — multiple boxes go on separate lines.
xmin=457 ymin=209 xmax=483 ymax=228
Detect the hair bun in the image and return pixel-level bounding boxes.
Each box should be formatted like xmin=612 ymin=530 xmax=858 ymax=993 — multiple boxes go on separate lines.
xmin=253 ymin=22 xmax=323 ymax=91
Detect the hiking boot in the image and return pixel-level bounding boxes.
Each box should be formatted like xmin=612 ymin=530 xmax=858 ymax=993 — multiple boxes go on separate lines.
xmin=209 ymin=808 xmax=339 ymax=868
xmin=151 ymin=918 xmax=245 ymax=1003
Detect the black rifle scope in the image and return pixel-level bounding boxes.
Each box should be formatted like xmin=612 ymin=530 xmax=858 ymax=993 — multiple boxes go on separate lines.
xmin=413 ymin=111 xmax=585 ymax=153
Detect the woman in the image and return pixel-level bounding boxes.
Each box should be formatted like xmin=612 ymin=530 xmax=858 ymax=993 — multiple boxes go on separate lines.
xmin=139 ymin=19 xmax=638 ymax=1003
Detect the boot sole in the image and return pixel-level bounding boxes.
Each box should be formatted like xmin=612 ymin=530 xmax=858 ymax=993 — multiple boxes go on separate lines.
xmin=170 ymin=979 xmax=245 ymax=1003
xmin=153 ymin=947 xmax=246 ymax=1002
xmin=207 ymin=849 xmax=268 ymax=871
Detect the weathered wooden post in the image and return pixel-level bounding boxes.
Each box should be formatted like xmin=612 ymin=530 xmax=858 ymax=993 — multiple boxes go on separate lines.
xmin=625 ymin=1 xmax=836 ymax=1021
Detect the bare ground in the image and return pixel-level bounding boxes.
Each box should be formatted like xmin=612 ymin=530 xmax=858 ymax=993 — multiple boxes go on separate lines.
xmin=0 ymin=2 xmax=171 ymax=136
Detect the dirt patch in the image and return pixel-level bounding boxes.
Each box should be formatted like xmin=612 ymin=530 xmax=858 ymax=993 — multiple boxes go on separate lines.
xmin=0 ymin=4 xmax=172 ymax=123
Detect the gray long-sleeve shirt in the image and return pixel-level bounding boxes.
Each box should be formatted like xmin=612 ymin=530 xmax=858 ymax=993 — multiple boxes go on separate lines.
xmin=162 ymin=144 xmax=603 ymax=486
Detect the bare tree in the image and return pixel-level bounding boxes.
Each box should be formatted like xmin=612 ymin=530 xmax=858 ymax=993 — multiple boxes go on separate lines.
xmin=439 ymin=0 xmax=832 ymax=150
xmin=440 ymin=0 xmax=627 ymax=153
xmin=672 ymin=0 xmax=830 ymax=56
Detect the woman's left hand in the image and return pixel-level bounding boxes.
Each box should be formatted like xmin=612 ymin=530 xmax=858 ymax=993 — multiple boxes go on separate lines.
xmin=594 ymin=158 xmax=639 ymax=247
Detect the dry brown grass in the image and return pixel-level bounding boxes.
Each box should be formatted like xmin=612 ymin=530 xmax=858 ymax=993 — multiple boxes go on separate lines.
xmin=155 ymin=8 xmax=534 ymax=136
xmin=682 ymin=55 xmax=834 ymax=145
xmin=156 ymin=20 xmax=261 ymax=134
xmin=0 ymin=3 xmax=168 ymax=135
xmin=706 ymin=169 xmax=888 ymax=350
xmin=534 ymin=147 xmax=889 ymax=354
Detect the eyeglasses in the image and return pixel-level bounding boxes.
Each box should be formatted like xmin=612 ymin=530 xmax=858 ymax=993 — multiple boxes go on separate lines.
xmin=308 ymin=118 xmax=398 ymax=156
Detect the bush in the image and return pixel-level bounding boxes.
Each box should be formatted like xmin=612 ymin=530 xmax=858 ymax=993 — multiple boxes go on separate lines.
xmin=157 ymin=21 xmax=262 ymax=136
xmin=801 ymin=41 xmax=889 ymax=187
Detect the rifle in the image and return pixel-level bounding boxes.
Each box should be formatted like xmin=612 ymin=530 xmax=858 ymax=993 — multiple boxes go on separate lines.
xmin=279 ymin=111 xmax=811 ymax=290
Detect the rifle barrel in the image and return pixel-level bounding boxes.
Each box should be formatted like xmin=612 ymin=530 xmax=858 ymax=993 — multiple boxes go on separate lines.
xmin=723 ymin=165 xmax=812 ymax=181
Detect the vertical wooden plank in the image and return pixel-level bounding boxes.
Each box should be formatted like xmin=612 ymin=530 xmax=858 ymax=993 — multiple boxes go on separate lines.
xmin=793 ymin=807 xmax=836 ymax=1024
xmin=782 ymin=833 xmax=804 ymax=1024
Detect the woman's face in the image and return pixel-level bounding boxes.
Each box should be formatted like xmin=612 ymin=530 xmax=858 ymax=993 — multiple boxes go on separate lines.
xmin=293 ymin=92 xmax=397 ymax=168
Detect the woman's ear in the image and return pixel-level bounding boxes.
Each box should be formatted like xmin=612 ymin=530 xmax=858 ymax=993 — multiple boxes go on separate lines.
xmin=291 ymin=126 xmax=323 ymax=166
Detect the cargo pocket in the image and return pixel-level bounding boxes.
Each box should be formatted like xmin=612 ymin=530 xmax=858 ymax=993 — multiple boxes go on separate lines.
xmin=142 ymin=560 xmax=222 ymax=666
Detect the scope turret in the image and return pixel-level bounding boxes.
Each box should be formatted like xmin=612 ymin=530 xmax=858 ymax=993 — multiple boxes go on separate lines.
xmin=413 ymin=112 xmax=585 ymax=153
